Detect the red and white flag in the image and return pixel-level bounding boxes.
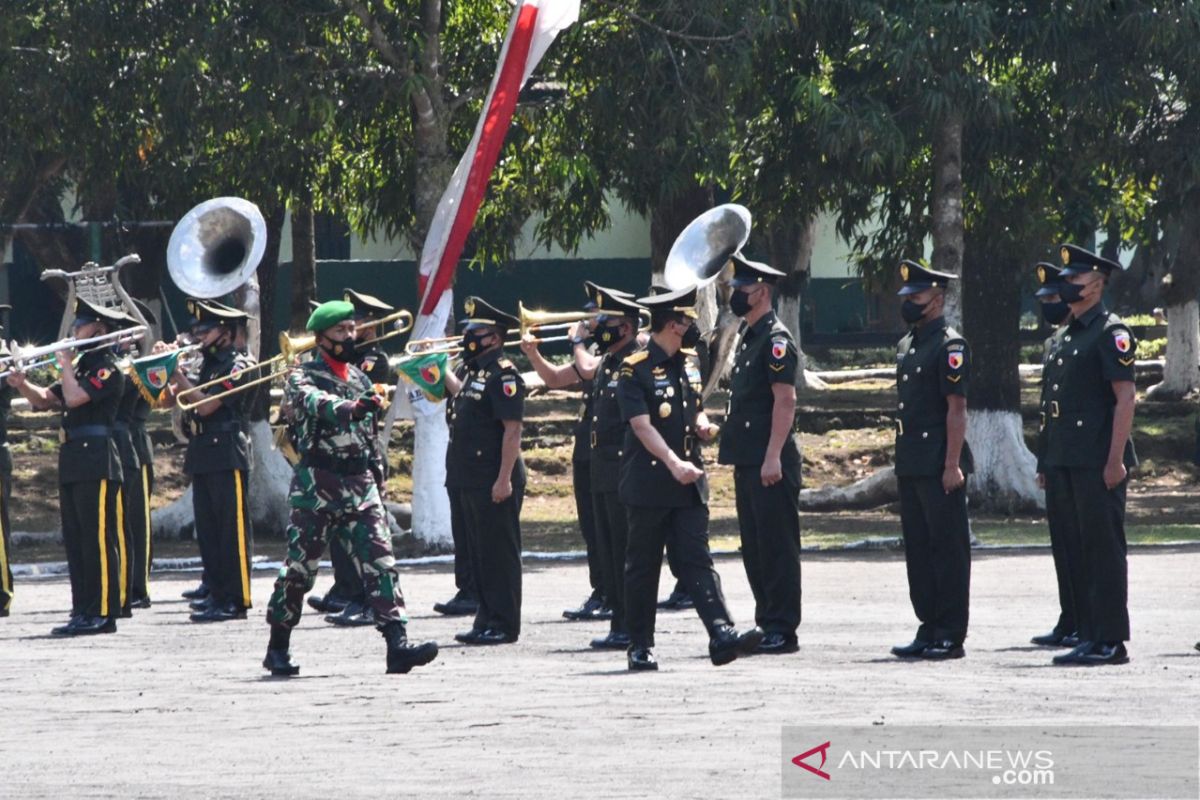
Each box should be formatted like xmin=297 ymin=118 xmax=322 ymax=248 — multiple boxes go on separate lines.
xmin=412 ymin=0 xmax=581 ymax=345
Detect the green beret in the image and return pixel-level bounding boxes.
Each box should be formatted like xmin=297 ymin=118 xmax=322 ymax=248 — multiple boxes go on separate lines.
xmin=306 ymin=300 xmax=355 ymax=333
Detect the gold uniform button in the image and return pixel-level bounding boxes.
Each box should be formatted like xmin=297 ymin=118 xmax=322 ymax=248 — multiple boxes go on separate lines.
xmin=1052 ymin=384 xmax=1059 ymax=391
xmin=1057 ymin=358 xmax=1063 ymax=365
xmin=1065 ymin=335 xmax=1072 ymax=342
xmin=650 ymin=459 xmax=657 ymax=466
xmin=909 ymin=348 xmax=916 ymax=354
xmin=745 ymin=421 xmax=751 ymax=428
xmin=916 ymin=366 xmax=922 ymax=373
xmin=922 ymin=432 xmax=929 ymax=439
xmin=1076 ymin=420 xmax=1083 ymax=427
xmin=898 ymin=402 xmax=905 ymax=410
xmin=902 ymin=374 xmax=909 ymax=382
xmin=476 ymin=449 xmax=483 ymax=456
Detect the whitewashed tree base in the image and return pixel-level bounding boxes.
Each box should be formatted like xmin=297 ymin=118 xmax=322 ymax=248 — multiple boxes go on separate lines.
xmin=964 ymin=409 xmax=1042 ymax=513
xmin=800 ymin=466 xmax=898 ymax=511
xmin=410 ymin=408 xmax=453 ymax=550
xmin=1146 ymin=300 xmax=1200 ymax=401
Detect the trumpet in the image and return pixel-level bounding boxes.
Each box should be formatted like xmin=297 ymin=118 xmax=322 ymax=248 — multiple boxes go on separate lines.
xmin=403 ymin=304 xmax=600 ymax=356
xmin=0 ymin=326 xmax=150 ymax=381
xmin=173 ymin=309 xmax=414 ymax=411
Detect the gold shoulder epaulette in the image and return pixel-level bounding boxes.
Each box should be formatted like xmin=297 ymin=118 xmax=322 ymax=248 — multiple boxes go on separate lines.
xmin=497 ymin=358 xmax=516 ymax=370
xmin=679 ymin=347 xmax=698 ymax=357
xmin=623 ymin=351 xmax=650 ymax=366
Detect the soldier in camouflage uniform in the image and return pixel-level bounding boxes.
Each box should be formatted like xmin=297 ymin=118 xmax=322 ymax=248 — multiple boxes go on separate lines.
xmin=263 ymin=301 xmax=438 ymax=677
xmin=308 ymin=289 xmax=399 ymax=627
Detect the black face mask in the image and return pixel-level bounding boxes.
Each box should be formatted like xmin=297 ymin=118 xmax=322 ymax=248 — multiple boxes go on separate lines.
xmin=1041 ymin=299 xmax=1070 ymax=326
xmin=729 ymin=289 xmax=753 ymax=317
xmin=460 ymin=330 xmax=492 ymax=361
xmin=594 ymin=321 xmax=624 ymax=353
xmin=1057 ymin=281 xmax=1086 ymax=305
xmin=681 ymin=322 xmax=701 ymax=349
xmin=900 ymin=299 xmax=929 ymax=324
xmin=321 ymin=335 xmax=358 ymax=363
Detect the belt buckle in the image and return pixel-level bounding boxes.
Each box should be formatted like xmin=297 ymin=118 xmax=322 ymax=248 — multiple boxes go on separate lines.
xmin=684 ymin=434 xmax=696 ymax=453
xmin=1050 ymin=401 xmax=1060 ymax=418
xmin=896 ymin=419 xmax=904 ymax=436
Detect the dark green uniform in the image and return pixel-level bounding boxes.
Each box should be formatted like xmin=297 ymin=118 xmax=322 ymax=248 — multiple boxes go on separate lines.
xmin=267 ymin=355 xmax=408 ymax=629
xmin=617 ymin=340 xmax=736 ymax=650
xmin=446 ymin=349 xmax=526 ymax=639
xmin=129 ymin=390 xmax=155 ymax=604
xmin=572 ymin=374 xmax=602 ymax=604
xmin=1041 ymin=304 xmax=1136 ymax=644
xmin=50 ymin=350 xmax=126 ymax=620
xmin=0 ymin=382 xmax=13 ymax=616
xmin=718 ymin=311 xmax=802 ymax=638
xmin=184 ymin=345 xmax=256 ymax=612
xmin=894 ymin=317 xmax=973 ymax=646
xmin=1036 ymin=330 xmax=1077 ymax=639
xmin=590 ymin=340 xmax=638 ymax=637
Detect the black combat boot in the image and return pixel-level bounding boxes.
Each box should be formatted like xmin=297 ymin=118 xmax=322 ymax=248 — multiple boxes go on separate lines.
xmin=382 ymin=622 xmax=439 ymax=674
xmin=263 ymin=625 xmax=300 ymax=677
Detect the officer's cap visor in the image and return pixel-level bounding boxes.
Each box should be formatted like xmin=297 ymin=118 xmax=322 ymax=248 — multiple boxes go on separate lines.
xmin=896 ymin=282 xmax=935 ymax=296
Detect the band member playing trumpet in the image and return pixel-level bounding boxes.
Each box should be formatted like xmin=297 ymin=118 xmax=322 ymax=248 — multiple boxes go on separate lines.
xmin=7 ymin=299 xmax=137 ymax=635
xmin=263 ymin=301 xmax=438 ymax=676
xmin=163 ymin=299 xmax=257 ymax=623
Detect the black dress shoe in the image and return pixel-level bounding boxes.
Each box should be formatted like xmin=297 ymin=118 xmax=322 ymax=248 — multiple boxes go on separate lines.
xmin=459 ymin=628 xmax=515 ymax=646
xmin=189 ymin=596 xmax=214 ymax=612
xmin=454 ymin=628 xmax=485 ymax=644
xmin=119 ymin=607 xmax=133 ymax=619
xmin=263 ymin=648 xmax=300 ymax=676
xmin=657 ymin=589 xmax=694 ymax=611
xmin=1195 ymin=641 xmax=1200 ymax=653
xmin=53 ymin=616 xmax=117 ymax=636
xmin=307 ymin=593 xmax=350 ymax=615
xmin=129 ymin=597 xmax=152 ymax=610
xmin=709 ymin=626 xmax=765 ymax=666
xmin=628 ymin=647 xmax=658 ymax=671
xmin=1076 ymin=641 xmax=1129 ymax=666
xmin=0 ymin=607 xmax=8 ymax=618
xmin=890 ymin=639 xmax=930 ymax=658
xmin=181 ymin=583 xmax=210 ymax=600
xmin=434 ymin=592 xmax=479 ymax=616
xmin=1030 ymin=630 xmax=1070 ymax=647
xmin=590 ymin=631 xmax=632 ymax=650
xmin=326 ymin=603 xmax=375 ymax=627
xmin=1052 ymin=640 xmax=1096 ymax=665
xmin=921 ymin=640 xmax=965 ymax=660
xmin=755 ymin=632 xmax=800 ymax=655
xmin=563 ymin=592 xmax=605 ymax=621
xmin=1060 ymin=632 xmax=1081 ymax=648
xmin=190 ymin=603 xmax=248 ymax=623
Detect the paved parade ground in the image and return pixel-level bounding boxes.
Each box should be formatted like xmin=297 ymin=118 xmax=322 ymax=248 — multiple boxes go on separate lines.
xmin=2 ymin=547 xmax=1199 ymax=799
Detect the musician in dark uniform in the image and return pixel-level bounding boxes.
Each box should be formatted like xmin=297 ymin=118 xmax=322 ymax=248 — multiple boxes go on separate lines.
xmin=0 ymin=306 xmax=15 ymax=617
xmin=1030 ymin=262 xmax=1080 ymax=650
xmin=126 ymin=299 xmax=158 ymax=610
xmin=445 ymin=297 xmax=526 ymax=645
xmin=8 ymin=298 xmax=136 ymax=635
xmin=617 ymin=285 xmax=762 ymax=671
xmin=168 ymin=299 xmax=257 ymax=623
xmin=889 ymin=261 xmax=973 ymax=661
xmin=719 ymin=255 xmax=802 ymax=654
xmin=1044 ymin=245 xmax=1137 ymax=667
xmin=308 ymin=289 xmax=399 ymax=627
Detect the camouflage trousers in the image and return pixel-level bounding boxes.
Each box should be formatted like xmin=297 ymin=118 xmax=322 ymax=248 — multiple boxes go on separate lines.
xmin=266 ymin=499 xmax=406 ymax=630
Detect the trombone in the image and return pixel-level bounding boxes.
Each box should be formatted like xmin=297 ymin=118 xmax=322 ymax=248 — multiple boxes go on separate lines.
xmin=404 ymin=303 xmax=599 ymax=356
xmin=174 ymin=309 xmax=413 ymax=411
xmin=0 ymin=326 xmax=150 ymax=381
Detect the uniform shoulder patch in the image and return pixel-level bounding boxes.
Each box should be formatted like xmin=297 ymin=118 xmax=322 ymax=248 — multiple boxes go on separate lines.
xmin=1111 ymin=327 xmax=1133 ymax=354
xmin=623 ymin=351 xmax=650 ymax=366
xmin=770 ymin=336 xmax=790 ymax=360
xmin=501 ymin=375 xmax=520 ymax=397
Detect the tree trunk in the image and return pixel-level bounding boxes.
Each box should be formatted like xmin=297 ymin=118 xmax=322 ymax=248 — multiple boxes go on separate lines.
xmin=800 ymin=467 xmax=898 ymax=511
xmin=290 ymin=202 xmax=316 ymax=332
xmin=1147 ymin=193 xmax=1200 ymax=400
xmin=1109 ymin=225 xmax=1177 ymax=314
xmin=0 ymin=155 xmax=67 ymax=290
xmin=930 ymin=110 xmax=964 ymax=327
xmin=766 ymin=216 xmax=827 ymax=393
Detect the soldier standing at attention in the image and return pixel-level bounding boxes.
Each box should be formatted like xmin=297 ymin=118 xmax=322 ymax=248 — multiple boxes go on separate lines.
xmin=1044 ymin=245 xmax=1136 ymax=667
xmin=0 ymin=306 xmax=13 ymax=617
xmin=1030 ymin=262 xmax=1080 ymax=650
xmin=167 ymin=299 xmax=256 ymax=623
xmin=263 ymin=301 xmax=438 ymax=676
xmin=446 ymin=297 xmax=526 ymax=645
xmin=618 ymin=285 xmax=762 ymax=671
xmin=8 ymin=299 xmax=135 ymax=635
xmin=719 ymin=255 xmax=802 ymax=655
xmin=889 ymin=260 xmax=973 ymax=662
xmin=125 ymin=299 xmax=158 ymax=610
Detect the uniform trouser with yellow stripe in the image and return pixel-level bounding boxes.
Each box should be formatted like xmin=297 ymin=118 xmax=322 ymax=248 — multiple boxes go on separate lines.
xmin=123 ymin=463 xmax=154 ymax=603
xmin=60 ymin=478 xmax=122 ymax=619
xmin=0 ymin=470 xmax=13 ymax=614
xmin=192 ymin=469 xmax=253 ymax=610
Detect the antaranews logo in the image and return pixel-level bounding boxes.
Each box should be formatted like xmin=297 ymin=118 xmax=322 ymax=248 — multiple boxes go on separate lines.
xmin=791 ymin=741 xmax=832 ymax=781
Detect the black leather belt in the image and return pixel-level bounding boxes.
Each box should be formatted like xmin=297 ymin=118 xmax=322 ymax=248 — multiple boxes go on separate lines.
xmin=112 ymin=422 xmax=130 ymax=432
xmin=197 ymin=421 xmax=242 ymax=434
xmin=64 ymin=424 xmax=111 ymax=441
xmin=301 ymin=450 xmax=370 ymax=475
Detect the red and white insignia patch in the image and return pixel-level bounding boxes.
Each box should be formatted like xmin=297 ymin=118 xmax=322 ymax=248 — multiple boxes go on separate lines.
xmin=771 ymin=340 xmax=787 ymax=360
xmin=89 ymin=377 xmax=104 ymax=389
xmin=502 ymin=378 xmax=518 ymax=398
xmin=947 ymin=352 xmax=964 ymax=370
xmin=1113 ymin=330 xmax=1132 ymax=353
xmin=96 ymin=368 xmax=112 ymax=381
xmin=362 ymin=356 xmax=377 ymax=371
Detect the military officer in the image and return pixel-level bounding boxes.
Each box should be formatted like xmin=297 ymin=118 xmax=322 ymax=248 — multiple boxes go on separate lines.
xmin=307 ymin=289 xmax=399 ymax=627
xmin=719 ymin=255 xmax=802 ymax=654
xmin=126 ymin=299 xmax=158 ymax=610
xmin=889 ymin=260 xmax=973 ymax=661
xmin=8 ymin=298 xmax=135 ymax=635
xmin=263 ymin=301 xmax=438 ymax=676
xmin=0 ymin=306 xmax=14 ymax=617
xmin=1030 ymin=262 xmax=1080 ymax=649
xmin=445 ymin=297 xmax=526 ymax=645
xmin=167 ymin=299 xmax=256 ymax=623
xmin=1044 ymin=245 xmax=1136 ymax=667
xmin=617 ymin=285 xmax=762 ymax=671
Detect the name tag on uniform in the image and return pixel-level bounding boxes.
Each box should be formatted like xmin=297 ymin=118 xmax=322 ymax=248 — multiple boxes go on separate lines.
xmin=469 ymin=381 xmax=486 ymax=392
